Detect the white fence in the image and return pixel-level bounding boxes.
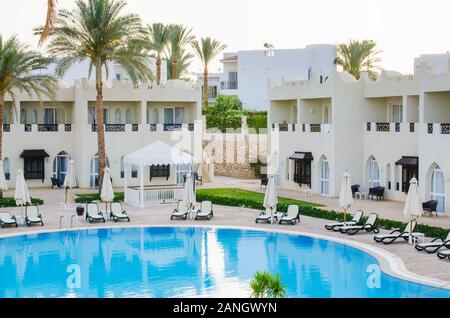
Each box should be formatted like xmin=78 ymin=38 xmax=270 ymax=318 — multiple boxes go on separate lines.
xmin=125 ymin=186 xmax=184 ymax=208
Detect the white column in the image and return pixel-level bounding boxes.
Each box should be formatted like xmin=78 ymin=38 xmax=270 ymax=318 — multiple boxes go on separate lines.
xmin=139 ymin=164 xmax=145 ymax=208
xmin=140 ymin=101 xmax=147 ymax=124
xmin=288 ymin=159 xmax=293 ymax=182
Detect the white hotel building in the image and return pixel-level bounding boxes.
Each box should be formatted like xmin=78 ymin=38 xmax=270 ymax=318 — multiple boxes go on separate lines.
xmin=197 ymin=45 xmax=337 ymax=110
xmin=2 ymin=77 xmax=203 ymax=191
xmin=269 ymin=55 xmax=450 ymax=215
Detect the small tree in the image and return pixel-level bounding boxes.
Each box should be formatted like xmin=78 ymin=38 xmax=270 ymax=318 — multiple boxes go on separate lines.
xmin=249 ymin=271 xmax=287 ymax=298
xmin=203 ymin=95 xmax=243 ymax=132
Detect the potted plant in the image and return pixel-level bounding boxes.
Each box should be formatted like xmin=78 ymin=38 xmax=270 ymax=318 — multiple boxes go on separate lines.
xmin=76 ymin=206 xmax=85 ymax=217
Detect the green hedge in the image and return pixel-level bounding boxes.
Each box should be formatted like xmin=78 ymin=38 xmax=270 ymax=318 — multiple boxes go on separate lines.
xmin=0 ymin=197 xmax=44 ymax=208
xmin=74 ymin=192 xmax=124 ymax=204
xmin=196 ymin=190 xmax=449 ymax=239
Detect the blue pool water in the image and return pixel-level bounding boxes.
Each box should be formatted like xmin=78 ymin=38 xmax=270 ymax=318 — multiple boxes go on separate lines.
xmin=0 ymin=227 xmax=449 ymax=298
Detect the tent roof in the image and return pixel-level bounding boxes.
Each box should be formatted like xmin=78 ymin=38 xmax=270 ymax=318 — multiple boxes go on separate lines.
xmin=124 ymin=141 xmax=195 ymax=166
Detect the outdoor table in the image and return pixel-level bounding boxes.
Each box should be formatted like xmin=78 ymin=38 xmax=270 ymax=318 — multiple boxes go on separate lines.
xmin=411 ymin=232 xmax=425 ymax=245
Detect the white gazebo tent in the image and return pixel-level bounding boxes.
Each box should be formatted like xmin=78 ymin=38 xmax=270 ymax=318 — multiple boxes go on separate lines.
xmin=123 ymin=141 xmax=196 ymax=208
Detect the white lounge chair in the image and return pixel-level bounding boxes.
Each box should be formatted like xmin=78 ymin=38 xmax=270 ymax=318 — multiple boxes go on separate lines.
xmin=325 ymin=210 xmax=364 ymax=231
xmin=437 ymin=249 xmax=450 ymax=260
xmin=25 ymin=205 xmax=44 ymax=227
xmin=256 ymin=209 xmax=283 ymax=224
xmin=86 ymin=203 xmax=106 ymax=223
xmin=110 ymin=202 xmax=130 ymax=223
xmin=416 ymin=232 xmax=450 ymax=254
xmin=0 ymin=212 xmax=18 ymax=228
xmin=339 ymin=213 xmax=379 ymax=235
xmin=171 ymin=201 xmax=189 ymax=220
xmin=195 ymin=201 xmax=213 ymax=221
xmin=374 ymin=220 xmax=417 ymax=244
xmin=279 ymin=205 xmax=300 ymax=225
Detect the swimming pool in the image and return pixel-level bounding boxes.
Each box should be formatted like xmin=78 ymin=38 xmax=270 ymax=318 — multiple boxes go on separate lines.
xmin=0 ymin=227 xmax=449 ymax=298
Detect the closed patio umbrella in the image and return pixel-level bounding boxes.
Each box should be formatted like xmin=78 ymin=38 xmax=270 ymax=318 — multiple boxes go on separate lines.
xmin=63 ymin=160 xmax=77 ymax=206
xmin=263 ymin=176 xmax=278 ymax=224
xmin=15 ymin=169 xmax=31 ymax=220
xmin=101 ymin=167 xmax=115 ymax=216
xmin=182 ymin=173 xmax=195 ymax=210
xmin=403 ymin=178 xmax=423 ymax=244
xmin=0 ymin=160 xmax=8 ymax=192
xmin=339 ymin=171 xmax=354 ymax=224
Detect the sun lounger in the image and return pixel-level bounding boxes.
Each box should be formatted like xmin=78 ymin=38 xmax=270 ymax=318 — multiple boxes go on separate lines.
xmin=0 ymin=212 xmax=18 ymax=228
xmin=415 ymin=232 xmax=450 ymax=254
xmin=255 ymin=209 xmax=283 ymax=224
xmin=279 ymin=205 xmax=300 ymax=225
xmin=25 ymin=205 xmax=44 ymax=227
xmin=86 ymin=203 xmax=106 ymax=223
xmin=195 ymin=201 xmax=214 ymax=221
xmin=339 ymin=213 xmax=379 ymax=235
xmin=171 ymin=201 xmax=189 ymax=220
xmin=110 ymin=202 xmax=130 ymax=223
xmin=437 ymin=249 xmax=450 ymax=260
xmin=374 ymin=220 xmax=417 ymax=244
xmin=325 ymin=210 xmax=364 ymax=231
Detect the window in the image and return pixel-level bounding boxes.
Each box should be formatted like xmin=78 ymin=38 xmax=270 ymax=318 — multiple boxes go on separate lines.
xmin=114 ymin=109 xmax=122 ymax=124
xmin=208 ymin=86 xmax=218 ymax=99
xmin=44 ymin=108 xmax=58 ymax=124
xmin=20 ymin=109 xmax=26 ymax=124
xmin=120 ymin=157 xmax=125 ymax=179
xmin=391 ymin=104 xmax=403 ymax=123
xmin=125 ymin=109 xmax=132 ymax=124
xmin=164 ymin=108 xmax=174 ymax=125
xmin=228 ymin=72 xmax=238 ymax=89
xmin=53 ymin=151 xmax=70 ymax=184
xmin=175 ymin=107 xmax=185 ymax=124
xmin=88 ymin=107 xmax=96 ymax=124
xmin=308 ymin=67 xmax=312 ymax=80
xmin=131 ymin=165 xmax=138 ymax=178
xmin=321 ymin=160 xmax=330 ymax=195
xmin=116 ymin=73 xmax=121 ymax=81
xmin=30 ymin=109 xmax=38 ymax=124
xmin=90 ymin=154 xmax=110 ymax=188
xmin=103 ymin=108 xmax=110 ymax=124
xmin=3 ymin=158 xmax=10 ymax=180
xmin=368 ymin=159 xmax=380 ymax=188
xmin=151 ymin=109 xmax=159 ymax=124
xmin=323 ymin=106 xmax=330 ymax=124
xmin=431 ymin=168 xmax=445 ymax=213
xmin=24 ymin=158 xmax=45 ymax=180
xmin=150 ymin=165 xmax=170 ymax=181
xmin=2 ymin=107 xmax=9 ymax=124
xmin=176 ymin=164 xmax=191 ymax=185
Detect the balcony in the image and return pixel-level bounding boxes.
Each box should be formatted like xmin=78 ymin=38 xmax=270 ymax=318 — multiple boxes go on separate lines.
xmin=427 ymin=123 xmax=450 ymax=135
xmin=149 ymin=123 xmax=195 ymax=133
xmin=23 ymin=124 xmax=72 ymax=133
xmin=220 ymin=81 xmax=238 ymax=90
xmin=366 ymin=122 xmax=418 ymax=133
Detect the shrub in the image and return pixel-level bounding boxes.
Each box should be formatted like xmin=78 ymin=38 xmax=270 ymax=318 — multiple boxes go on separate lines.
xmin=0 ymin=197 xmax=44 ymax=208
xmin=74 ymin=192 xmax=124 ymax=204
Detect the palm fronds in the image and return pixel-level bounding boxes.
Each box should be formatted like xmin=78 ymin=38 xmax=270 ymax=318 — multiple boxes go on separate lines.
xmin=335 ymin=40 xmax=381 ymax=80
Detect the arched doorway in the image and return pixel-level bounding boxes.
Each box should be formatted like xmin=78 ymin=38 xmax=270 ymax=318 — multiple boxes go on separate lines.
xmin=368 ymin=157 xmax=380 ymax=188
xmin=320 ymin=157 xmax=330 ymax=196
xmin=53 ymin=151 xmax=70 ymax=185
xmin=90 ymin=154 xmax=110 ymax=188
xmin=430 ymin=166 xmax=445 ymax=213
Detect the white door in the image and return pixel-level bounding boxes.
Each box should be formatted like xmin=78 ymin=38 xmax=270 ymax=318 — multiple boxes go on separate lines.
xmin=431 ymin=168 xmax=445 ymax=213
xmin=391 ymin=105 xmax=403 ymax=123
xmin=321 ymin=160 xmax=330 ymax=195
xmin=368 ymin=160 xmax=380 ymax=188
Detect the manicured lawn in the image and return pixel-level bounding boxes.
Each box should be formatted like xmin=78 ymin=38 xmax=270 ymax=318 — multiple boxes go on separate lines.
xmin=196 ymin=188 xmax=321 ymax=208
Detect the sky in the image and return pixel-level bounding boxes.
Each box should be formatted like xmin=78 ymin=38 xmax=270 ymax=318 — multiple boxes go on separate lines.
xmin=1 ymin=0 xmax=450 ymax=74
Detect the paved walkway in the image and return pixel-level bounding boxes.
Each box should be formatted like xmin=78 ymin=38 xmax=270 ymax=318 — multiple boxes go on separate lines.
xmin=0 ymin=185 xmax=449 ymax=289
xmin=205 ymin=176 xmax=450 ymax=228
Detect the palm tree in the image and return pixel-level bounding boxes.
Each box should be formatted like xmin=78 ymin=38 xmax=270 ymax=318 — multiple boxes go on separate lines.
xmin=335 ymin=40 xmax=381 ymax=80
xmin=39 ymin=0 xmax=57 ymax=46
xmin=38 ymin=0 xmax=152 ymax=190
xmin=146 ymin=23 xmax=170 ymax=85
xmin=249 ymin=271 xmax=287 ymax=298
xmin=0 ymin=35 xmax=57 ymax=194
xmin=166 ymin=24 xmax=195 ymax=80
xmin=192 ymin=37 xmax=227 ymax=107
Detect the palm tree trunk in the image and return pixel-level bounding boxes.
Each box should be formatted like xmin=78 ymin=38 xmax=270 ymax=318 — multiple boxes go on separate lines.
xmin=203 ymin=69 xmax=208 ymax=107
xmin=0 ymin=92 xmax=4 ymax=199
xmin=172 ymin=60 xmax=177 ymax=80
xmin=95 ymin=61 xmax=106 ymax=192
xmin=156 ymin=57 xmax=161 ymax=85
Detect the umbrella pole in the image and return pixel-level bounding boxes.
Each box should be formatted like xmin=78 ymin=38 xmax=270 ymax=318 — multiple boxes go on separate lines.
xmin=65 ymin=187 xmax=68 ymax=207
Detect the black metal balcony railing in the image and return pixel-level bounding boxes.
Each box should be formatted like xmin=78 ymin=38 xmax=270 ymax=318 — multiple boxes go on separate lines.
xmin=428 ymin=123 xmax=434 ymax=134
xmin=441 ymin=123 xmax=450 ymax=135
xmin=105 ymin=124 xmax=125 ymax=132
xmin=395 ymin=123 xmax=400 ymax=133
xmin=220 ymin=81 xmax=238 ymax=90
xmin=367 ymin=123 xmax=371 ymax=131
xmin=38 ymin=124 xmax=59 ymax=132
xmin=24 ymin=124 xmax=32 ymax=132
xmin=150 ymin=124 xmax=157 ymax=132
xmin=376 ymin=123 xmax=390 ymax=132
xmin=310 ymin=124 xmax=321 ymax=133
xmin=302 ymin=124 xmax=306 ymax=132
xmin=410 ymin=123 xmax=415 ymax=133
xmin=2 ymin=124 xmax=10 ymax=132
xmin=292 ymin=124 xmax=296 ymax=132
xmin=91 ymin=124 xmax=98 ymax=132
xmin=132 ymin=124 xmax=139 ymax=132
xmin=164 ymin=124 xmax=182 ymax=132
xmin=279 ymin=123 xmax=289 ymax=132
xmin=188 ymin=124 xmax=195 ymax=132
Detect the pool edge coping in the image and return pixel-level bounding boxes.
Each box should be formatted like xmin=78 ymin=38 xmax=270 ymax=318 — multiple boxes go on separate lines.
xmin=1 ymin=224 xmax=449 ymax=293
